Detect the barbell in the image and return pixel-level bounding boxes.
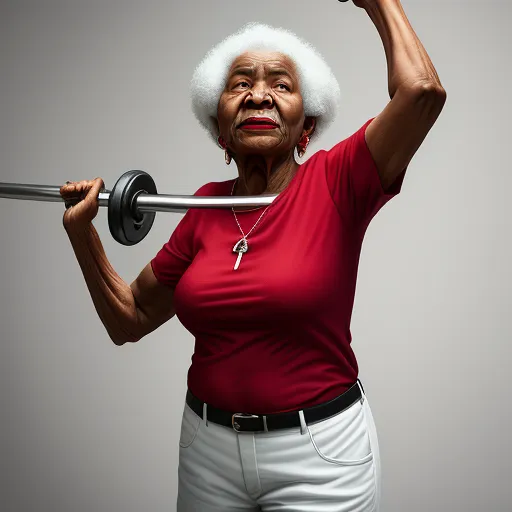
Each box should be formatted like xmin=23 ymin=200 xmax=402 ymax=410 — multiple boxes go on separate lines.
xmin=0 ymin=170 xmax=278 ymax=246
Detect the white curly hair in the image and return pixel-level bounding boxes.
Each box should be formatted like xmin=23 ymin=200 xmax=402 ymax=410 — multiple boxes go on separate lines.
xmin=190 ymin=22 xmax=341 ymax=146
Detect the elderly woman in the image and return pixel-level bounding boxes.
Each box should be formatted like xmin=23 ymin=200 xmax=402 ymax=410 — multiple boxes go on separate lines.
xmin=60 ymin=1 xmax=446 ymax=510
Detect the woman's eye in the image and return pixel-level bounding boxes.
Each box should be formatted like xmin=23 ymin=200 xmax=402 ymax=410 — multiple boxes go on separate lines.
xmin=237 ymin=81 xmax=250 ymax=88
xmin=276 ymin=83 xmax=290 ymax=91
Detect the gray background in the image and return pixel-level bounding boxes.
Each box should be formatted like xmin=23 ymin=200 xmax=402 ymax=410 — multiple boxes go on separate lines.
xmin=1 ymin=0 xmax=510 ymax=510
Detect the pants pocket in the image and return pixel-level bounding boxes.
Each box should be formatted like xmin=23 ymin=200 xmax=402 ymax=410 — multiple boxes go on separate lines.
xmin=179 ymin=402 xmax=202 ymax=449
xmin=306 ymin=397 xmax=374 ymax=466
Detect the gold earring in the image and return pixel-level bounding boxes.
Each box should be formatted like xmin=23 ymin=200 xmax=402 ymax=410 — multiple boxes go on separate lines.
xmin=218 ymin=135 xmax=232 ymax=165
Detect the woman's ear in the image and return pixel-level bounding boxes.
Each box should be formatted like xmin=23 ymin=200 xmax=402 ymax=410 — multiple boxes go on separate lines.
xmin=303 ymin=117 xmax=316 ymax=138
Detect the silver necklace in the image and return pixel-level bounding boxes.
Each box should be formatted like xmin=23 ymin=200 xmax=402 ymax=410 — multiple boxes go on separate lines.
xmin=231 ymin=179 xmax=272 ymax=270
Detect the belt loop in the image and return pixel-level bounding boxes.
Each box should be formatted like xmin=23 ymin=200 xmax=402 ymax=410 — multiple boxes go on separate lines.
xmin=263 ymin=415 xmax=269 ymax=433
xmin=298 ymin=410 xmax=308 ymax=435
xmin=203 ymin=402 xmax=208 ymax=427
xmin=357 ymin=378 xmax=365 ymax=404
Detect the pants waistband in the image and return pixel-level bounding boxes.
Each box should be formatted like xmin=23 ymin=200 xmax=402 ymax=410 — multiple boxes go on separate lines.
xmin=185 ymin=379 xmax=365 ymax=433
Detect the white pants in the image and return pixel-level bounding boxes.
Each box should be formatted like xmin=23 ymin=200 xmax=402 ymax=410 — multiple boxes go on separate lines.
xmin=177 ymin=381 xmax=381 ymax=511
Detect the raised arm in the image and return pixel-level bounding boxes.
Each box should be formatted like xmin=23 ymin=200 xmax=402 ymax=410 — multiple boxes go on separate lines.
xmin=353 ymin=0 xmax=447 ymax=190
xmin=61 ymin=179 xmax=175 ymax=346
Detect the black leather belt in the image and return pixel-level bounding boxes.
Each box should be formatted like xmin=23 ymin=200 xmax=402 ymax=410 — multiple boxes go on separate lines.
xmin=185 ymin=379 xmax=364 ymax=433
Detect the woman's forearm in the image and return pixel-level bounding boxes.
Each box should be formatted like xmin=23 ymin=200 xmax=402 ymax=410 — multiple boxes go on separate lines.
xmin=65 ymin=223 xmax=140 ymax=345
xmin=363 ymin=0 xmax=444 ymax=98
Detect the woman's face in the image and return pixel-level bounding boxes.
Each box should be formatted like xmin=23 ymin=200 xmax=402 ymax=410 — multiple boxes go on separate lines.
xmin=216 ymin=51 xmax=313 ymax=158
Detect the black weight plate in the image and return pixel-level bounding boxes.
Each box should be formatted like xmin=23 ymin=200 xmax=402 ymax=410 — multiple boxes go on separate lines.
xmin=108 ymin=170 xmax=157 ymax=246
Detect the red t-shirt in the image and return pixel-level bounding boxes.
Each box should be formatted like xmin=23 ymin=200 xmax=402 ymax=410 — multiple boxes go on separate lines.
xmin=151 ymin=118 xmax=405 ymax=414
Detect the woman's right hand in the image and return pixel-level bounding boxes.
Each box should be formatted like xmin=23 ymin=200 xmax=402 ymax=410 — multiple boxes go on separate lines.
xmin=59 ymin=178 xmax=105 ymax=231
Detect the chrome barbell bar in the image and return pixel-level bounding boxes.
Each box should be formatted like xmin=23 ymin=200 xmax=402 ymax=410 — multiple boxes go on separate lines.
xmin=0 ymin=182 xmax=278 ymax=212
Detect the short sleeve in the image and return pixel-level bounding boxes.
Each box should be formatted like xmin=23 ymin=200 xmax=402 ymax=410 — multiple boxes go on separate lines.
xmin=324 ymin=118 xmax=406 ymax=233
xmin=150 ymin=211 xmax=195 ymax=288
xmin=150 ymin=183 xmax=209 ymax=288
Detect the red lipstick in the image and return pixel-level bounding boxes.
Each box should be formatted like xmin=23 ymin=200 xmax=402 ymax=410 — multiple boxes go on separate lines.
xmin=239 ymin=117 xmax=279 ymax=130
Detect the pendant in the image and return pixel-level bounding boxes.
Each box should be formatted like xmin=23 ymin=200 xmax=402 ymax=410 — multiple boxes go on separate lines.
xmin=233 ymin=238 xmax=248 ymax=270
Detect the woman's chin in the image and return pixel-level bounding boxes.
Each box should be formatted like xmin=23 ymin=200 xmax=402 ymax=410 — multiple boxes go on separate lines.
xmin=235 ymin=139 xmax=285 ymax=155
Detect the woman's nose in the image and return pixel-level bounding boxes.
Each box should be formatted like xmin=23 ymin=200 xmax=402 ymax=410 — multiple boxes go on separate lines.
xmin=245 ymin=83 xmax=273 ymax=106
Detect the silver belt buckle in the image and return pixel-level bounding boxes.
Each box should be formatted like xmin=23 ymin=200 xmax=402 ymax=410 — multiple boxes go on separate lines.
xmin=232 ymin=413 xmax=262 ymax=433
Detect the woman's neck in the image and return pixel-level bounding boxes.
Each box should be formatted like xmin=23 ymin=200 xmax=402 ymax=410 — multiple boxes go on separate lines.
xmin=232 ymin=153 xmax=299 ymax=196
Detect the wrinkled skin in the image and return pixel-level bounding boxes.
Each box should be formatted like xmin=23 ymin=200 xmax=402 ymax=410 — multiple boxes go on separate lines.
xmin=212 ymin=51 xmax=316 ymax=199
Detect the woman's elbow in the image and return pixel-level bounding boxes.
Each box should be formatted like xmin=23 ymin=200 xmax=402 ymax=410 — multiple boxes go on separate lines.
xmin=108 ymin=327 xmax=142 ymax=346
